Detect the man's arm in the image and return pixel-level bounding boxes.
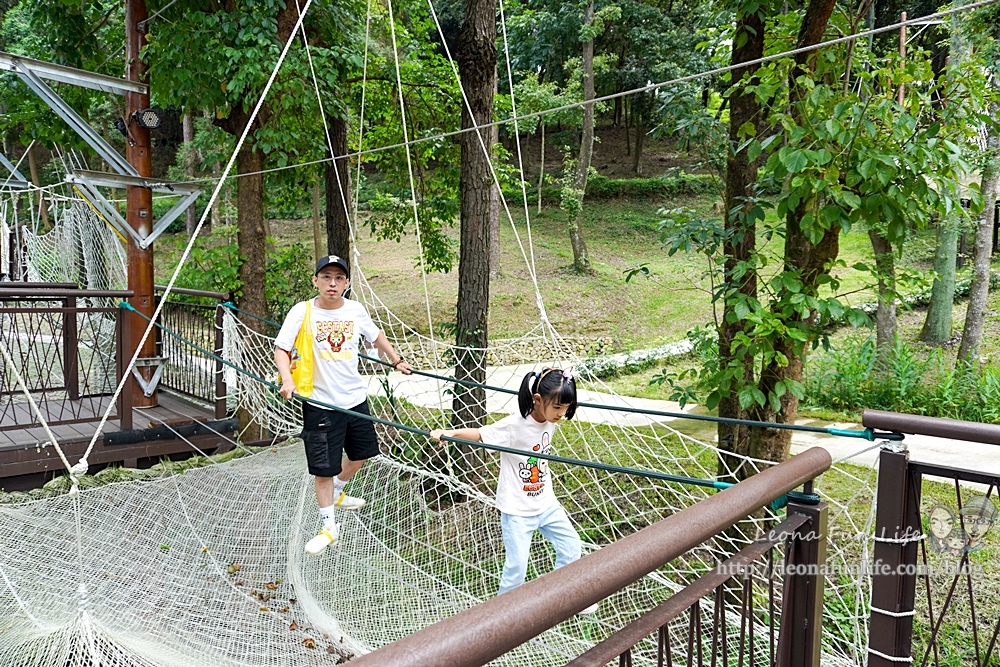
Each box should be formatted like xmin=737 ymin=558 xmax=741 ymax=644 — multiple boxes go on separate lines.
xmin=370 ymin=332 xmax=413 ymax=374
xmin=274 ymin=347 xmax=296 ymax=400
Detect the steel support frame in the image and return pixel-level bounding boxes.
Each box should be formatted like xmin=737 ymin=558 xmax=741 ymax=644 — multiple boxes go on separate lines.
xmin=14 ymin=65 xmax=138 ymax=176
xmin=0 ymin=150 xmax=30 ymax=189
xmin=0 ymin=50 xmax=146 ymax=95
xmin=5 ymin=52 xmax=201 ymax=249
xmin=66 ymin=172 xmax=201 ymax=249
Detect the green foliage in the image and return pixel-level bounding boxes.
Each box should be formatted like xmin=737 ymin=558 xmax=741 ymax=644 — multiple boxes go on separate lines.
xmin=167 ymin=225 xmax=243 ymax=298
xmin=804 ymin=335 xmax=1000 ymax=424
xmin=163 ymin=227 xmax=313 ymax=319
xmin=585 ymin=173 xmax=717 ymax=198
xmin=557 ymin=150 xmax=586 ymax=220
xmin=265 ymin=241 xmax=316 ymax=320
xmin=659 ymin=22 xmax=993 ymax=418
xmin=654 ymin=85 xmax=728 ymax=179
xmin=0 ymin=0 xmax=124 ymax=150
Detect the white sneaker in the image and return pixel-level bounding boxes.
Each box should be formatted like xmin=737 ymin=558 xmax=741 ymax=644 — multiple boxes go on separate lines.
xmin=305 ymin=522 xmax=339 ymax=555
xmin=334 ymin=492 xmax=366 ymax=511
xmin=578 ymin=602 xmax=599 ymax=615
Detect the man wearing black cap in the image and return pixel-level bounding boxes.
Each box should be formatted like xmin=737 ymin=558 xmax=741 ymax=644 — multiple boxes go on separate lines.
xmin=274 ymin=254 xmax=413 ymax=555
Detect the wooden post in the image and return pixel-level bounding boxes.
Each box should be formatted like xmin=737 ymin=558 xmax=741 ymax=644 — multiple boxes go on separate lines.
xmin=777 ymin=500 xmax=828 ymax=667
xmin=867 ymin=446 xmax=920 ymax=666
xmin=63 ymin=294 xmax=79 ymax=400
xmin=214 ymin=303 xmax=227 ymax=419
xmin=125 ymin=0 xmax=157 ymax=407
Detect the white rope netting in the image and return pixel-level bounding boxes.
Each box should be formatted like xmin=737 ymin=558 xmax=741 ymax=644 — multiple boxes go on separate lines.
xmin=21 ymin=198 xmax=127 ymax=298
xmin=0 ymin=0 xmax=909 ymax=662
xmin=0 ymin=285 xmax=882 ymax=665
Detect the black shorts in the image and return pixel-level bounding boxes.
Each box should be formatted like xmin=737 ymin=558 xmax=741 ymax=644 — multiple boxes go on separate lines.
xmin=301 ymin=400 xmax=381 ymax=477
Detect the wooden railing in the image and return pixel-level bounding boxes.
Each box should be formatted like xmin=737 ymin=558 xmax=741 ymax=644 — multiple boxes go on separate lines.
xmin=0 ymin=285 xmax=132 ymax=431
xmin=153 ymin=285 xmax=228 ymax=419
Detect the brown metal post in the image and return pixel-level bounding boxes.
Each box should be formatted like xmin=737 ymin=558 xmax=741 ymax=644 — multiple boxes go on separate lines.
xmin=214 ymin=303 xmax=227 ymax=419
xmin=776 ymin=500 xmax=828 ymax=667
xmin=64 ymin=295 xmax=79 ymax=399
xmin=125 ymin=0 xmax=157 ymax=408
xmin=117 ymin=307 xmax=134 ymax=431
xmin=867 ymin=446 xmax=920 ymax=666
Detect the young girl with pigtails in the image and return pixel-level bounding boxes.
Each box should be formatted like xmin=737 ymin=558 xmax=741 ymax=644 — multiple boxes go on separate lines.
xmin=430 ymin=367 xmax=598 ymax=614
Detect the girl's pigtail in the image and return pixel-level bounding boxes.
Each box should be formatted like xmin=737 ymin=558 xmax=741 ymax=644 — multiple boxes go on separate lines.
xmin=517 ymin=371 xmax=538 ymax=418
xmin=561 ymin=369 xmax=578 ymax=420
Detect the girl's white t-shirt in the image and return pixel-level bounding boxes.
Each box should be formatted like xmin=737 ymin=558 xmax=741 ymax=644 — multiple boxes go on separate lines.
xmin=479 ymin=412 xmax=559 ymax=517
xmin=275 ymin=298 xmax=382 ymax=408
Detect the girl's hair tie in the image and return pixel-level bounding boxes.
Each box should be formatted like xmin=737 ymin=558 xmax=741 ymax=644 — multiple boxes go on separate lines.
xmin=562 ymin=368 xmax=574 ymax=380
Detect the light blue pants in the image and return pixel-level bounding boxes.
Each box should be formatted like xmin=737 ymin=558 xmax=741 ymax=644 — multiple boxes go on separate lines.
xmin=498 ymin=503 xmax=582 ymax=596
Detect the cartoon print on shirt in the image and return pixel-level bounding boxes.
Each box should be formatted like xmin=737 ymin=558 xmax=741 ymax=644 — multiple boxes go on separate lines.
xmin=327 ymin=331 xmax=346 ymax=353
xmin=314 ymin=320 xmax=356 ymax=361
xmin=520 ymin=432 xmax=550 ymax=496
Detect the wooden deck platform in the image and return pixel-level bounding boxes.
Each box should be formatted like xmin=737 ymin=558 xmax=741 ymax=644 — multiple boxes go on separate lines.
xmin=0 ymin=391 xmax=238 ymax=492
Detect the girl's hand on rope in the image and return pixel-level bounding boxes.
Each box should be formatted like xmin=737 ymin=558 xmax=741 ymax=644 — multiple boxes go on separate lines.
xmin=429 ymin=429 xmax=448 ymax=446
xmin=395 ymin=359 xmax=413 ymax=375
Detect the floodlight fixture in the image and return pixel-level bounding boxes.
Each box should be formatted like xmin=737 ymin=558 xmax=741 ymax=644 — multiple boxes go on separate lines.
xmin=130 ymin=108 xmax=162 ymax=130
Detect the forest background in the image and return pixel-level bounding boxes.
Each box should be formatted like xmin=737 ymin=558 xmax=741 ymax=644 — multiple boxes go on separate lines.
xmin=1 ymin=0 xmax=999 ymax=474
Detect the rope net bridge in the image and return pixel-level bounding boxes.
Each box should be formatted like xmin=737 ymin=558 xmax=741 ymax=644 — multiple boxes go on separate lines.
xmin=4 ymin=0 xmax=973 ymax=662
xmin=0 ymin=202 xmax=885 ymax=665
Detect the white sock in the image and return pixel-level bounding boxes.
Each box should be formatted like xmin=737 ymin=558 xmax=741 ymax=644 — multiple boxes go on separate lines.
xmin=333 ymin=476 xmax=347 ymax=496
xmin=319 ymin=505 xmax=335 ymax=525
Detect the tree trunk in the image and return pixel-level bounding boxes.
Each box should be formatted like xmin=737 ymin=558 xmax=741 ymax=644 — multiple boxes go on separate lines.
xmin=537 ymin=123 xmax=545 ymax=214
xmin=868 ymin=229 xmax=897 ymax=359
xmin=919 ymin=220 xmax=959 ymax=343
xmin=325 ymin=114 xmax=352 ymax=260
xmin=452 ymin=0 xmax=497 ymax=445
xmin=743 ymin=0 xmax=838 ymax=468
xmin=26 ymin=144 xmax=49 ymax=230
xmin=569 ymin=0 xmax=594 ymax=272
xmin=957 ymin=130 xmax=999 ymax=363
xmin=624 ymin=98 xmax=631 ymax=156
xmin=215 ymin=106 xmax=269 ymax=440
xmin=716 ymin=8 xmax=765 ymax=483
xmin=235 ymin=142 xmax=267 ymax=325
xmin=312 ymin=177 xmax=323 ymax=262
xmin=183 ymin=111 xmax=198 ymax=234
xmin=489 ymin=121 xmax=501 ymax=279
xmin=632 ymin=99 xmax=644 ymax=175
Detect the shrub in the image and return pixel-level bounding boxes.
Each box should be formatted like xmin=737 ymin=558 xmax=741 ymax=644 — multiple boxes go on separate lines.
xmin=803 ymin=335 xmax=1000 ymax=424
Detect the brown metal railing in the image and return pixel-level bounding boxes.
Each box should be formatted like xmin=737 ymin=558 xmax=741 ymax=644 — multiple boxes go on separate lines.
xmin=154 ymin=285 xmax=228 ymax=419
xmin=351 ymin=446 xmax=832 ymax=667
xmin=0 ymin=286 xmax=133 ymax=431
xmin=863 ymin=409 xmax=1000 ymax=667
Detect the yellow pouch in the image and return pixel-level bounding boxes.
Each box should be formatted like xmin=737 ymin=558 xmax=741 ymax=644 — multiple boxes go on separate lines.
xmin=289 ymin=300 xmax=314 ymax=397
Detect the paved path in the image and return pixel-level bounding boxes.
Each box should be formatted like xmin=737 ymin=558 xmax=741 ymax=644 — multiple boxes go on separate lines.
xmin=368 ymin=363 xmax=1000 ymax=476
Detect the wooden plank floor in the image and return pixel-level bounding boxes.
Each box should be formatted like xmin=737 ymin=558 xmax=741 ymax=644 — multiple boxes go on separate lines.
xmin=0 ymin=391 xmax=237 ymax=491
xmin=0 ymin=391 xmax=219 ymax=451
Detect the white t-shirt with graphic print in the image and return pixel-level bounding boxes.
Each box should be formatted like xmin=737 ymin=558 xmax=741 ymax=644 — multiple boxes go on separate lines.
xmin=479 ymin=412 xmax=559 ymax=517
xmin=275 ymin=298 xmax=382 ymax=409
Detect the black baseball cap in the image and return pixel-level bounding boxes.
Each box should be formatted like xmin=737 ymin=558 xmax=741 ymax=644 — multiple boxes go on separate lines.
xmin=315 ymin=254 xmax=350 ymax=277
